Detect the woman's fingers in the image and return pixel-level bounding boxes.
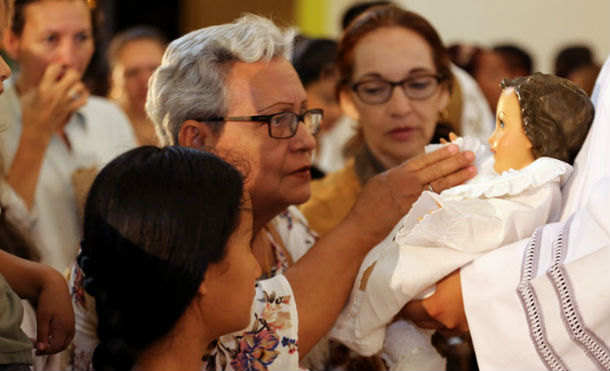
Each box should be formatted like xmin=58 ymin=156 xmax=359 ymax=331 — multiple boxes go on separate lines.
xmin=429 ymin=164 xmax=477 ymax=194
xmin=417 ymin=151 xmax=476 ymax=193
xmin=402 ymin=144 xmax=460 ymax=171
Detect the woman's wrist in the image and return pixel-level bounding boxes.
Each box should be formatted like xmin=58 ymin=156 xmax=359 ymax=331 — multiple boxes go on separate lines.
xmin=26 ymin=263 xmax=62 ymax=304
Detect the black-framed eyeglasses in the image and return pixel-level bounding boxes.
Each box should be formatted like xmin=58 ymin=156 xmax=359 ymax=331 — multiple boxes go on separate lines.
xmin=203 ymin=109 xmax=323 ymax=139
xmin=351 ymin=74 xmax=444 ymax=104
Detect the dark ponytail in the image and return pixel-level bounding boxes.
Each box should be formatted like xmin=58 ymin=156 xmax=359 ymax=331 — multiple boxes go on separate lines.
xmin=78 ymin=146 xmax=244 ymax=371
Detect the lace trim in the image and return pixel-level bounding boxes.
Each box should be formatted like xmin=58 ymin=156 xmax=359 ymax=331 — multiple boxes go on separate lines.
xmin=440 ymin=156 xmax=571 ymax=201
xmin=518 ymin=226 xmax=568 ymax=370
xmin=548 ymin=215 xmax=610 ymax=369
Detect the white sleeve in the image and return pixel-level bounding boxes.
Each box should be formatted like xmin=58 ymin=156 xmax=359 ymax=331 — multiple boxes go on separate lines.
xmin=0 ymin=179 xmax=37 ymax=229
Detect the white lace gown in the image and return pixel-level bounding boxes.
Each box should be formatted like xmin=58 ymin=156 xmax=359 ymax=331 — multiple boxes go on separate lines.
xmin=330 ymin=139 xmax=572 ymax=369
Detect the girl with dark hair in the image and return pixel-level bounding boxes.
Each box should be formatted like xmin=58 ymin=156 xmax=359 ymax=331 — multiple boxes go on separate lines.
xmin=74 ymin=146 xmax=260 ymax=370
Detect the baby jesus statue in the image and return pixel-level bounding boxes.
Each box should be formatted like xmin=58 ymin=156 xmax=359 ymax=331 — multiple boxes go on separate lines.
xmin=330 ymin=73 xmax=595 ymax=370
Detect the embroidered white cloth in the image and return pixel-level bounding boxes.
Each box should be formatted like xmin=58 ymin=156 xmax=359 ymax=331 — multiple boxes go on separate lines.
xmin=330 ymin=149 xmax=571 ymax=358
xmin=462 ymin=177 xmax=610 ymax=370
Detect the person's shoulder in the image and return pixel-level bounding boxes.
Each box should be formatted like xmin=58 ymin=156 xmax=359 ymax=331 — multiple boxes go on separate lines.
xmin=310 ymin=158 xmax=360 ymax=195
xmin=303 ymin=159 xmax=361 ymax=213
xmin=81 ymin=97 xmax=136 ymax=145
xmin=281 ymin=205 xmax=309 ymax=226
xmin=0 ymin=83 xmax=21 ymax=117
xmin=299 ymin=160 xmax=361 ymax=237
xmin=210 ymin=274 xmax=299 ymax=371
xmin=273 ymin=206 xmax=318 ymax=256
xmin=83 ymin=96 xmax=126 ymax=120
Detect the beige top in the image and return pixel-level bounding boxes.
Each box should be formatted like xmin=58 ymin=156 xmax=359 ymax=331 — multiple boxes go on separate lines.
xmin=0 ymin=273 xmax=32 ymax=365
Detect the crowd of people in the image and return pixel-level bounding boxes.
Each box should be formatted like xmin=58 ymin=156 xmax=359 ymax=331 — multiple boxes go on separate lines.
xmin=0 ymin=0 xmax=607 ymax=370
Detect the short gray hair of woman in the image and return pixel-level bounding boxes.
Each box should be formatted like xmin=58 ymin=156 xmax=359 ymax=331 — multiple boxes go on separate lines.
xmin=146 ymin=14 xmax=295 ymax=145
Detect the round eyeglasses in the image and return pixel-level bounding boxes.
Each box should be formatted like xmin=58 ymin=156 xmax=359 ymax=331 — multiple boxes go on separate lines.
xmin=204 ymin=109 xmax=323 ymax=139
xmin=351 ymin=74 xmax=444 ymax=104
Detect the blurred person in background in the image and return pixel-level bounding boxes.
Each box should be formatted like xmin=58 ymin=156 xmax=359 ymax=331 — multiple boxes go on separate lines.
xmin=566 ymin=63 xmax=600 ymax=96
xmin=0 ymin=1 xmax=75 ymax=369
xmin=555 ymin=45 xmax=594 ymax=78
xmin=292 ymin=35 xmax=341 ymax=179
xmin=300 ymin=6 xmax=484 ymax=370
xmin=317 ymin=0 xmax=490 ymax=177
xmin=493 ymin=43 xmax=533 ymax=77
xmin=302 ymin=5 xmax=456 ymax=237
xmin=555 ymin=45 xmax=600 ymax=96
xmin=308 ymin=0 xmax=396 ymax=178
xmin=341 ymin=0 xmax=394 ymax=30
xmin=0 ymin=0 xmax=136 ymax=272
xmin=448 ymin=43 xmax=511 ymax=115
xmin=346 ymin=2 xmax=492 ymax=143
xmin=107 ymin=26 xmax=166 ymax=146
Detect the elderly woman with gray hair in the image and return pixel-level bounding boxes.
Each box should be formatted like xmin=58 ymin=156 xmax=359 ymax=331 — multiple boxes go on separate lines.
xmin=69 ymin=14 xmax=475 ymax=370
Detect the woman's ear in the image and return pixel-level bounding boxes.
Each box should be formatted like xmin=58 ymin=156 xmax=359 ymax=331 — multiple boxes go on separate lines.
xmin=2 ymin=30 xmax=20 ymax=61
xmin=198 ymin=277 xmax=208 ymax=296
xmin=437 ymin=84 xmax=451 ymax=113
xmin=197 ymin=264 xmax=220 ymax=296
xmin=178 ymin=120 xmax=219 ymax=150
xmin=339 ymin=89 xmax=360 ymax=121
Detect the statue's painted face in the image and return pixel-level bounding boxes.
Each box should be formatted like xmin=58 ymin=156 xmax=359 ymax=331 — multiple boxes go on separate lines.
xmin=488 ymin=87 xmax=535 ymax=173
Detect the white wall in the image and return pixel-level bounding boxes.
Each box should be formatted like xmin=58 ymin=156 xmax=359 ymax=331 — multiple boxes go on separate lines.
xmin=326 ymin=0 xmax=609 ymax=73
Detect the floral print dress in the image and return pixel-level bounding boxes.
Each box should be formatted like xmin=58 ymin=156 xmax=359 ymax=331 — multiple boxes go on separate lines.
xmin=68 ymin=206 xmax=318 ymax=371
xmin=204 ymin=276 xmax=300 ymax=371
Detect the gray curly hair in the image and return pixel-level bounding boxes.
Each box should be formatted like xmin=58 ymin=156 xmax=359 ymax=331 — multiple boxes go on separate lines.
xmin=145 ymin=14 xmax=295 ymax=145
